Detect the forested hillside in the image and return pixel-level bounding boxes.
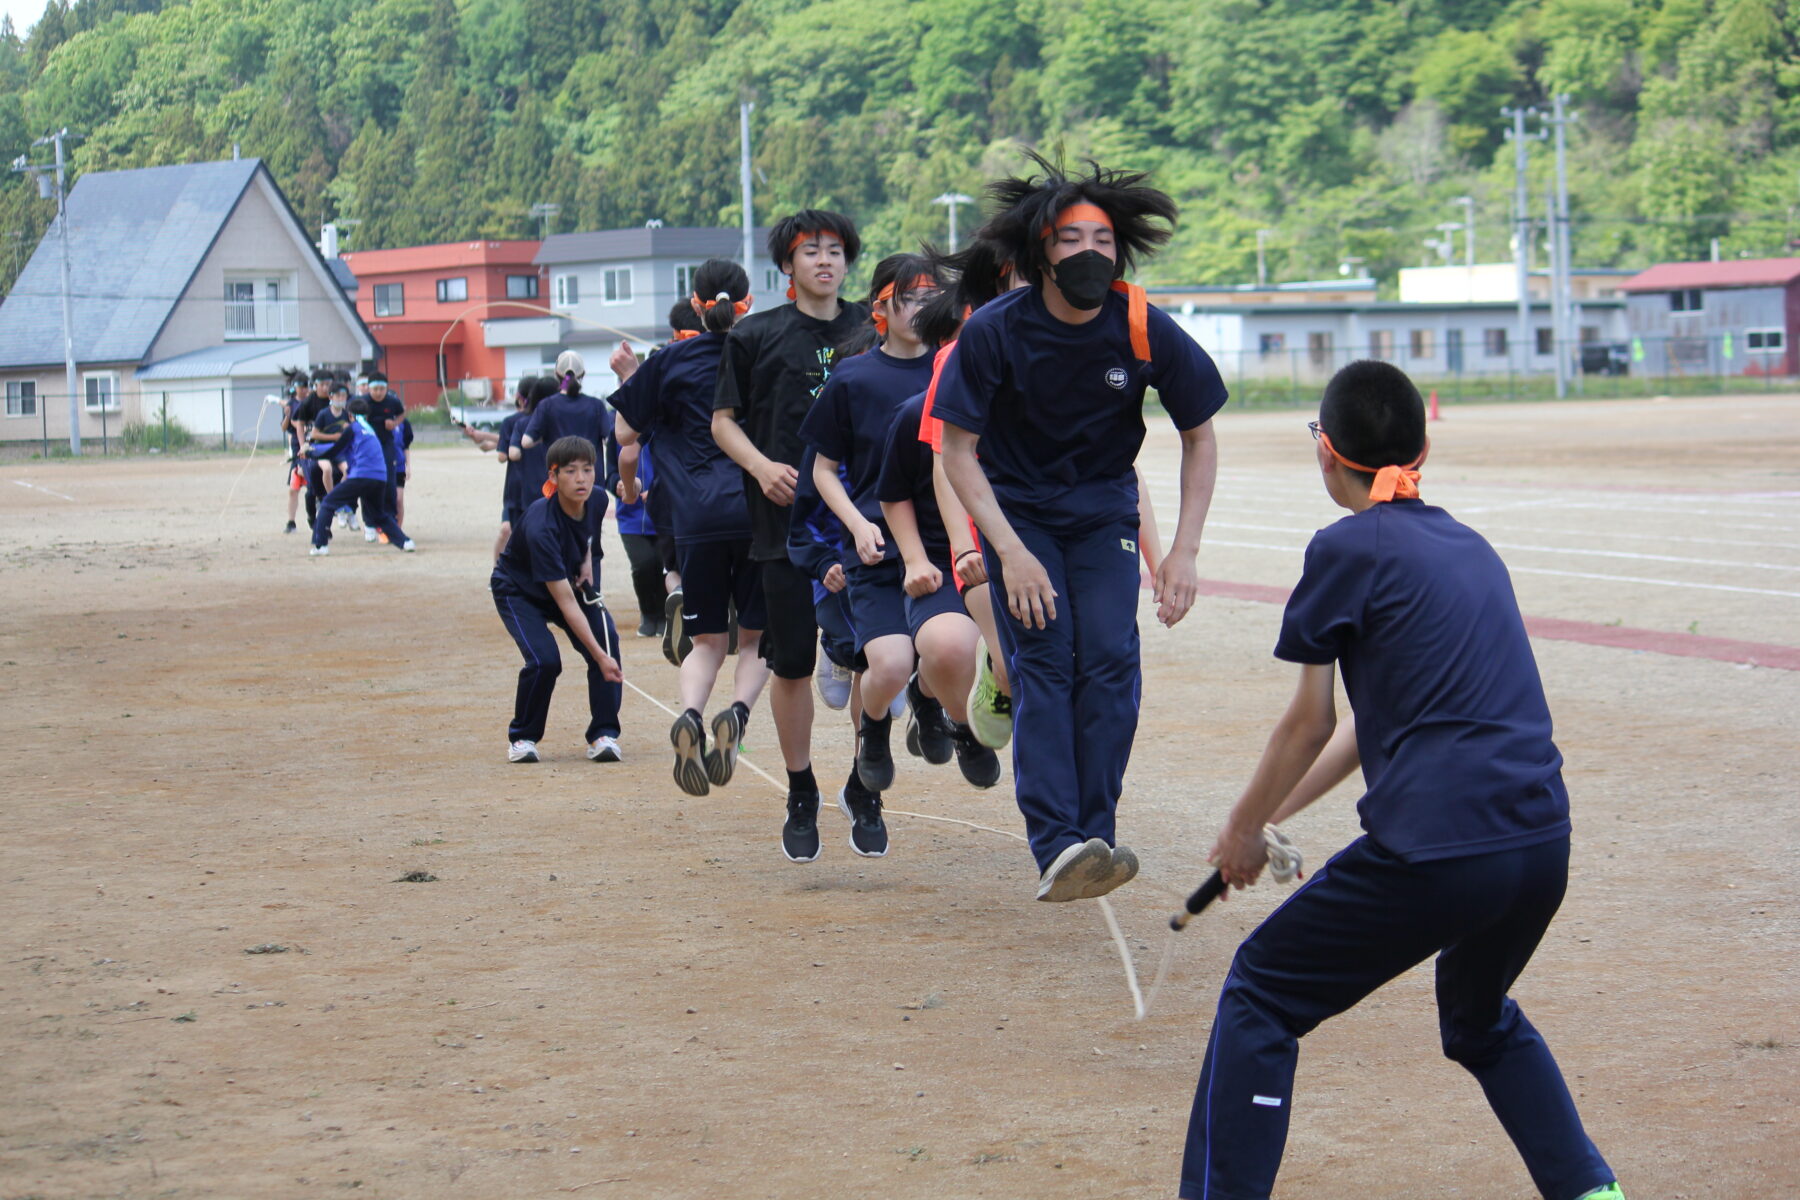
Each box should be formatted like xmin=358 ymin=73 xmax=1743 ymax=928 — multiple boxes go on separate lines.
xmin=4 ymin=0 xmax=1800 ymax=296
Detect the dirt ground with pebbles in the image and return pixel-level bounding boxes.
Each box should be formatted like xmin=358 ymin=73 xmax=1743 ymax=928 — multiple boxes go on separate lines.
xmin=2 ymin=393 xmax=1796 ymax=1199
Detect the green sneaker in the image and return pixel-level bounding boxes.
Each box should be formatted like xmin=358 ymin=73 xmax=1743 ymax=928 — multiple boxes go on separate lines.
xmin=966 ymin=640 xmax=1013 ymax=750
xmin=1576 ymin=1185 xmax=1625 ymax=1200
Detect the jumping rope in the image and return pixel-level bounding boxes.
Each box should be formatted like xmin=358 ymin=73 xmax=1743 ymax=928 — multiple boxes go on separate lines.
xmin=216 ymin=394 xmax=280 ymax=529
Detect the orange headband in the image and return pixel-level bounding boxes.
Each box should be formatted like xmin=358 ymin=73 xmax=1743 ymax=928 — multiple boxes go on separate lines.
xmin=782 ymin=230 xmax=836 ymax=300
xmin=1318 ymin=431 xmax=1426 ymax=503
xmin=672 ymin=329 xmax=701 ymax=341
xmin=1042 ymin=202 xmax=1114 ymax=239
xmin=872 ymin=275 xmax=937 ymax=337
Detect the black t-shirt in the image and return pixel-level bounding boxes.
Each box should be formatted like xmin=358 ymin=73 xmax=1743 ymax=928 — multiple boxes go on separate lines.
xmin=498 ymin=411 xmax=525 ymax=514
xmin=875 ymin=391 xmax=951 ymax=567
xmin=296 ymin=392 xmax=332 ymax=427
xmin=714 ymin=300 xmax=871 ymax=560
xmin=365 ymin=393 xmax=405 ymax=447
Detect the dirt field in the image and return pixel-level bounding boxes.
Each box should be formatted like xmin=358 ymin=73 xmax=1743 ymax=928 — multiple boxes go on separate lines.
xmin=2 ymin=394 xmax=1796 ymax=1200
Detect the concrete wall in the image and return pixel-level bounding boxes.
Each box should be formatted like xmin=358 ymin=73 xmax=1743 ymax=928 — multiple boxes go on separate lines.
xmin=149 ymin=175 xmax=366 ymax=369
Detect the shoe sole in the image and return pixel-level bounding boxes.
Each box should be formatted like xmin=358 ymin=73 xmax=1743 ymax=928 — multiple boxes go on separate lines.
xmin=836 ymin=788 xmax=889 ymax=858
xmin=588 ymin=746 xmax=621 ymax=763
xmin=1078 ymin=844 xmax=1139 ymax=899
xmin=705 ymin=710 xmax=741 ymax=787
xmin=856 ymin=751 xmax=895 ymax=794
xmin=661 ymin=592 xmax=685 ymax=667
xmin=1036 ymin=838 xmax=1111 ymax=902
xmin=670 ymin=719 xmax=709 ymax=797
xmin=955 ymin=745 xmax=1002 ymax=789
xmin=509 ymin=752 xmax=539 ymax=764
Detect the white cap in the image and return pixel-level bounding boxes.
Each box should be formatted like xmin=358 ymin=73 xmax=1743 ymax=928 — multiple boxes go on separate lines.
xmin=555 ymin=350 xmax=586 ymax=379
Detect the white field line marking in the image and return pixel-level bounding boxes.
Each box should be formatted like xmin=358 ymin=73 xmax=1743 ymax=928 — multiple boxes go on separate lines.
xmin=618 ymin=674 xmax=1157 ymax=1019
xmin=11 ymin=479 xmax=74 ymax=501
xmin=1199 ymin=519 xmax=1800 ymax=573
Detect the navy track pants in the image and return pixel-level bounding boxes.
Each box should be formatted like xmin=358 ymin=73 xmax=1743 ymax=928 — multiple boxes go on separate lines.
xmin=492 ymin=585 xmax=622 ymax=745
xmin=313 ymin=476 xmax=406 ymax=547
xmin=1179 ymin=834 xmax=1614 ymax=1200
xmin=982 ymin=513 xmax=1141 ymax=872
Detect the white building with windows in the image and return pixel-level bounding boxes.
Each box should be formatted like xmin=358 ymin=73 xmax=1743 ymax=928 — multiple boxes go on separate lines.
xmin=0 ymin=157 xmax=375 ymax=445
xmin=483 ymin=226 xmax=786 ymax=381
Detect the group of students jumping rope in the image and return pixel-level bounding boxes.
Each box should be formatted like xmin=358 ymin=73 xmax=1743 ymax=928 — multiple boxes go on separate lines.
xmin=280 ymin=368 xmax=416 ymax=554
xmin=472 ymin=154 xmax=1626 ymax=1200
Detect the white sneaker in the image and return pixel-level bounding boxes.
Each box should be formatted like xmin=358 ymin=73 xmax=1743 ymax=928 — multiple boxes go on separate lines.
xmin=508 ymin=739 xmax=539 ymax=763
xmin=364 ymin=527 xmax=378 ymax=543
xmin=348 ymin=513 xmax=363 ymax=531
xmin=309 ymin=544 xmax=329 ymax=557
xmin=401 ymin=539 xmax=417 ymax=552
xmin=587 ymin=736 xmax=622 ymax=763
xmin=1036 ymin=838 xmax=1113 ymax=902
xmin=814 ymin=657 xmax=852 ymax=710
xmin=334 ymin=510 xmax=348 ymax=529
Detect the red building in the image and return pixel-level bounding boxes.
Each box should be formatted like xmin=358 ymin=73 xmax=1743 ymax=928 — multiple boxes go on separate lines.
xmin=340 ymin=240 xmax=545 ymax=405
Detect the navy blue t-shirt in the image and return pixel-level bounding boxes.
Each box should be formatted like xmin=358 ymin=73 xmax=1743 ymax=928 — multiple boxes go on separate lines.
xmin=874 ymin=391 xmax=951 ymax=568
xmin=798 ymin=347 xmax=935 ymax=559
xmin=930 ymin=287 xmax=1227 ymax=530
xmin=311 ymin=406 xmax=352 ymax=460
xmin=1276 ymin=500 xmax=1571 ymax=863
xmin=525 ymin=390 xmax=614 ymax=456
xmin=492 ymin=492 xmax=608 ymax=608
xmin=608 ymin=333 xmax=750 ymax=545
xmin=498 ymin=411 xmax=525 ymax=515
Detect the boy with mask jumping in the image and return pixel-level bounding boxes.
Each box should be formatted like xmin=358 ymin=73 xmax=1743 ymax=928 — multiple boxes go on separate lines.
xmin=933 ymin=156 xmax=1227 ymax=902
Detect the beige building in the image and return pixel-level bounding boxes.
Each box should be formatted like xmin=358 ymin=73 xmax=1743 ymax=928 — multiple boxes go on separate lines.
xmin=0 ymin=157 xmax=375 ymax=447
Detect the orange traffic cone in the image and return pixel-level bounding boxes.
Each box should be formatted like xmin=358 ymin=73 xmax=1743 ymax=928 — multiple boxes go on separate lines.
xmin=1428 ymin=389 xmax=1441 ymax=421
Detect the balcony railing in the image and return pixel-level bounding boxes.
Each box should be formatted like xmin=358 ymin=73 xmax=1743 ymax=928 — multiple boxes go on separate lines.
xmin=224 ymin=298 xmax=299 ymax=340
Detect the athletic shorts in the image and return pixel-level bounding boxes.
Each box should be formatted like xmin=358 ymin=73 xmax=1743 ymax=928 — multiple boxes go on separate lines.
xmin=844 ymin=559 xmax=911 ymax=652
xmin=904 ymin=570 xmax=968 ymax=639
xmin=815 ymin=588 xmax=866 ymax=673
xmin=758 ymin=557 xmax=818 ymax=679
xmin=676 ymin=538 xmax=765 ymax=637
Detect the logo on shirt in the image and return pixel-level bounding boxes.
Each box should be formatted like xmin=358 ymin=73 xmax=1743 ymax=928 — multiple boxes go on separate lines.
xmin=1120 ymin=537 xmax=1137 ymax=555
xmin=1105 ymin=367 xmax=1128 ymax=390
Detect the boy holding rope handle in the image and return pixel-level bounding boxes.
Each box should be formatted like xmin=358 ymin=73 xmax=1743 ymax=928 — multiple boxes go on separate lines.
xmin=1176 ymin=360 xmax=1620 ymax=1200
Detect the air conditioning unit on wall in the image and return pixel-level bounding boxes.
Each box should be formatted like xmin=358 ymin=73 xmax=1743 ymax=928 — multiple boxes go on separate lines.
xmin=459 ymin=378 xmax=491 ymax=400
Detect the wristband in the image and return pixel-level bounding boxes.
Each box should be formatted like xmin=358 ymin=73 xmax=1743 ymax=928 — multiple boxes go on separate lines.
xmin=955 ymin=549 xmax=981 ymax=564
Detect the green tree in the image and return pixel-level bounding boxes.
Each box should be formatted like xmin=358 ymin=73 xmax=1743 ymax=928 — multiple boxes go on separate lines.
xmin=1411 ymin=29 xmax=1521 ymax=159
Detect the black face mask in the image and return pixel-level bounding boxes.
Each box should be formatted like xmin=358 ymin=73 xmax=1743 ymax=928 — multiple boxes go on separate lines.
xmin=1049 ymin=250 xmax=1116 ymax=311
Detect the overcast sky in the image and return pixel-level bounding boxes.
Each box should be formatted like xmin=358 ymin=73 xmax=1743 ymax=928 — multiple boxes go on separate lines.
xmin=3 ymin=0 xmax=47 ymax=38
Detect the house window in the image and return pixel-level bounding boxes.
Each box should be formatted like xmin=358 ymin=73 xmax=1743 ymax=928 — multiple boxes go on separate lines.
xmin=1746 ymin=328 xmax=1785 ymax=352
xmin=506 ymin=274 xmax=539 ymax=300
xmin=1307 ymin=331 xmax=1332 ymax=367
xmin=1258 ymin=333 xmax=1285 ymax=357
xmin=1535 ymin=327 xmax=1554 ymax=355
xmin=675 ymin=264 xmax=703 ymax=299
xmin=83 ymin=372 xmax=120 ymax=413
xmin=5 ymin=380 xmax=36 ymax=418
xmin=1669 ymin=289 xmax=1704 ymax=312
xmin=765 ymin=268 xmax=782 ymax=293
xmin=374 ymin=283 xmax=405 ymax=316
xmin=1484 ymin=328 xmax=1508 ymax=357
xmin=436 ymin=277 xmax=469 ymax=303
xmin=1369 ymin=330 xmax=1394 ymax=360
xmin=602 ymin=266 xmax=633 ymax=305
xmin=225 ymin=280 xmax=256 ymax=335
xmin=1409 ymin=329 xmax=1435 ymax=359
xmin=224 ymin=275 xmax=296 ymax=337
xmin=554 ymin=274 xmax=579 ymax=308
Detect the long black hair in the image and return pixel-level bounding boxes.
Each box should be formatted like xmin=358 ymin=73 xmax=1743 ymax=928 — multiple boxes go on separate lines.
xmin=691 ymin=258 xmax=751 ymax=334
xmin=977 ymin=149 xmax=1177 ymax=284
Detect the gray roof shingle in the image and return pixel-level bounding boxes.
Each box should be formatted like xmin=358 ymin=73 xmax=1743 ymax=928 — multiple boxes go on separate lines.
xmin=536 ymin=226 xmax=772 ymax=266
xmin=0 ymin=158 xmax=261 ymax=369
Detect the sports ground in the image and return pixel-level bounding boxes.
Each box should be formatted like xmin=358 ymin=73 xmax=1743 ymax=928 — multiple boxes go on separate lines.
xmin=2 ymin=393 xmax=1795 ymax=1198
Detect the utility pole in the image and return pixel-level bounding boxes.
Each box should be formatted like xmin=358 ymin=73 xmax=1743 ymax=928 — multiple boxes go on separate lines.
xmin=12 ymin=129 xmax=81 ymax=454
xmin=933 ymin=192 xmax=974 ymax=252
xmin=528 ymin=202 xmax=560 ymax=242
xmin=1545 ymin=95 xmax=1579 ymax=398
xmin=1256 ymin=228 xmax=1272 ymax=288
xmin=1454 ymin=195 xmax=1475 ymax=265
xmin=1546 ymin=189 xmax=1566 ymax=397
xmin=1501 ymin=106 xmax=1542 ymax=380
xmin=739 ymin=99 xmax=755 ymax=277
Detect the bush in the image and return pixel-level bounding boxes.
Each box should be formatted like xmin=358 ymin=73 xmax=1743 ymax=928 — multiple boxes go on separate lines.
xmin=120 ymin=417 xmax=197 ymax=452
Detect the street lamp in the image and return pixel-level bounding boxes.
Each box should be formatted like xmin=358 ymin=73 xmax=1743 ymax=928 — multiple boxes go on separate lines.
xmin=1453 ymin=196 xmax=1475 ymax=264
xmin=933 ymin=192 xmax=974 ymax=252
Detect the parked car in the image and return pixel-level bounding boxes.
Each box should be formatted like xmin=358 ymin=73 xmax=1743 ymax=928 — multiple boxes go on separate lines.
xmin=1580 ymin=342 xmax=1630 ymax=375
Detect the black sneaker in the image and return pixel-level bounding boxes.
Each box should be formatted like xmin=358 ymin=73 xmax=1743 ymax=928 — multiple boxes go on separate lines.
xmin=636 ymin=616 xmax=662 ymax=638
xmin=661 ymin=588 xmax=689 ymax=667
xmin=706 ymin=703 xmax=746 ymax=787
xmin=950 ymin=721 xmax=1002 ymax=788
xmin=904 ymin=673 xmax=953 ymax=765
xmin=284 ymin=520 xmax=297 ymax=534
xmin=837 ymin=783 xmax=889 ymax=858
xmin=781 ymin=791 xmax=821 ymax=863
xmin=669 ymin=709 xmax=709 ymax=797
xmin=856 ymin=712 xmax=896 ymax=792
